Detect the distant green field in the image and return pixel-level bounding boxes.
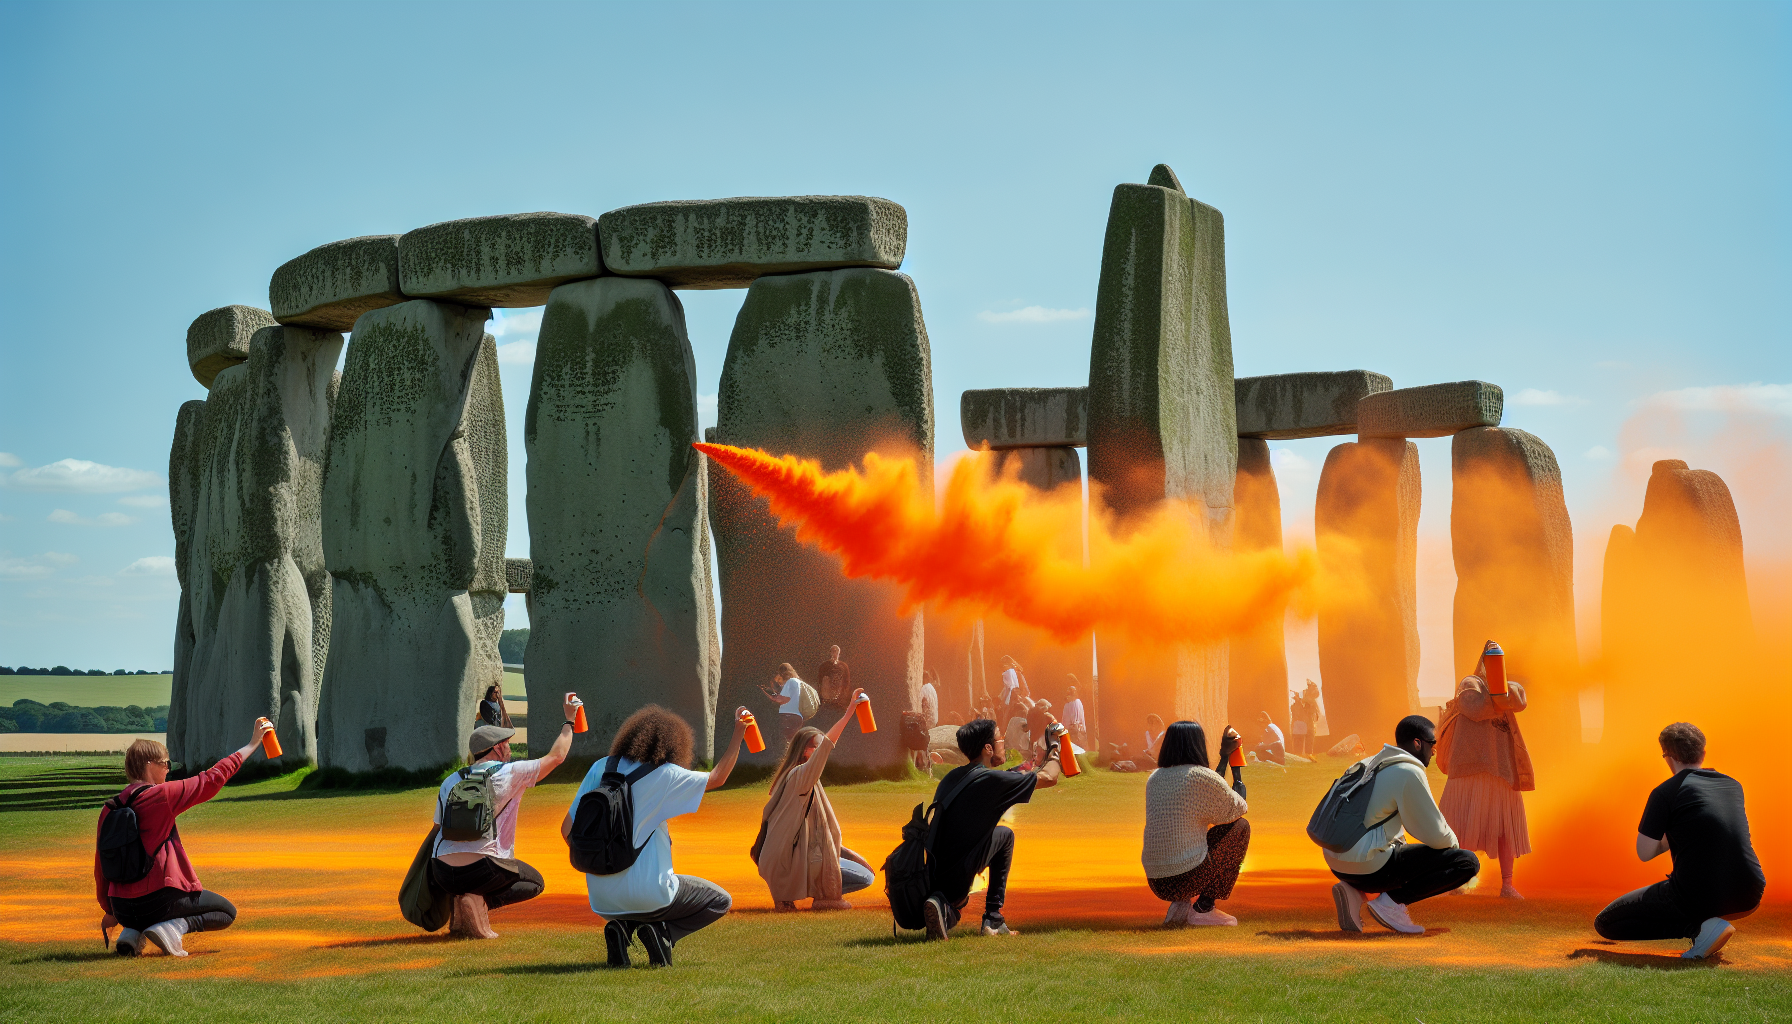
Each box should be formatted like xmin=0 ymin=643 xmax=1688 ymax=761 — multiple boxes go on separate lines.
xmin=0 ymin=674 xmax=172 ymax=709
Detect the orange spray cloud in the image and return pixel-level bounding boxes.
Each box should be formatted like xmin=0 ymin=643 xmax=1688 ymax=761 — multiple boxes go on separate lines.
xmin=695 ymin=442 xmax=1317 ymax=648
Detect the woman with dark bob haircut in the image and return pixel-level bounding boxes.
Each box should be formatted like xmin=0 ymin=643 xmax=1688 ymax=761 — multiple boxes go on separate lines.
xmin=1140 ymin=721 xmax=1252 ymax=927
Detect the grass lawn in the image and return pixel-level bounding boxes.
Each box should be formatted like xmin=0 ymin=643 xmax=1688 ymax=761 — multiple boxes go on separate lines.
xmin=0 ymin=675 xmax=173 ymax=710
xmin=1 ymin=753 xmax=1785 ymax=1022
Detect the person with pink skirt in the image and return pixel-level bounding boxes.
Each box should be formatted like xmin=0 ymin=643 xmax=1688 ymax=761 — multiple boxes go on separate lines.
xmin=1436 ymin=660 xmax=1533 ymax=899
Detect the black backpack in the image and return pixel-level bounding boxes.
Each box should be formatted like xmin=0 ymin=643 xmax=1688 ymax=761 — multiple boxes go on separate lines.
xmin=1306 ymin=758 xmax=1400 ymax=853
xmin=882 ymin=766 xmax=984 ymax=933
xmin=98 ymin=785 xmax=174 ymax=884
xmin=567 ymin=757 xmax=662 ymax=875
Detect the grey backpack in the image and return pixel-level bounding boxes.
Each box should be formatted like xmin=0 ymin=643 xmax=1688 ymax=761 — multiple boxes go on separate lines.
xmin=440 ymin=762 xmax=505 ymax=842
xmin=1306 ymin=759 xmax=1399 ymax=853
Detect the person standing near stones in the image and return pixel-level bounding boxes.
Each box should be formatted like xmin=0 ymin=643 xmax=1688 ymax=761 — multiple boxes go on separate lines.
xmin=761 ymin=663 xmax=807 ymax=749
xmin=1062 ymin=679 xmax=1088 ymax=748
xmin=1436 ymin=656 xmax=1533 ymax=899
xmin=915 ymin=669 xmax=940 ymax=771
xmin=477 ymin=683 xmax=513 ymax=729
xmin=998 ymin=655 xmax=1031 ymax=714
xmin=816 ymin=646 xmax=851 ymax=715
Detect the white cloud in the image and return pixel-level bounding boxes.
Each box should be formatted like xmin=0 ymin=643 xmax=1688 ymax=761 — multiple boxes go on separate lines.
xmin=977 ymin=306 xmax=1090 ymax=324
xmin=495 ymin=340 xmax=537 ymax=365
xmin=121 ymin=556 xmax=177 ymax=576
xmin=6 ymin=458 xmax=163 ymax=493
xmin=1641 ymin=382 xmax=1792 ymax=418
xmin=0 ymin=551 xmax=77 ymax=580
xmin=118 ymin=494 xmax=165 ymax=509
xmin=1584 ymin=445 xmax=1614 ymax=460
xmin=1270 ymin=447 xmax=1318 ymax=485
xmin=0 ymin=452 xmax=21 ymax=467
xmin=48 ymin=509 xmax=136 ymax=527
xmin=1511 ymin=388 xmax=1585 ymax=406
xmin=489 ymin=309 xmax=543 ymax=341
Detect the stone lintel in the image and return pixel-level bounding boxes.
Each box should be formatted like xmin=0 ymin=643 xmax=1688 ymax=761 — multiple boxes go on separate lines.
xmin=960 ymin=386 xmax=1088 ymax=449
xmin=599 ymin=196 xmax=906 ymax=289
xmin=1235 ymin=370 xmax=1393 ymax=439
xmin=1357 ymin=380 xmax=1502 ymax=439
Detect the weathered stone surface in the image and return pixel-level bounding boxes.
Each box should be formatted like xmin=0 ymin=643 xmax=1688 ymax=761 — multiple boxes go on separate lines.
xmin=960 ymin=387 xmax=1088 ymax=450
xmin=1085 ymin=167 xmax=1236 ymax=757
xmin=399 ymin=213 xmax=602 ymax=307
xmin=1356 ymin=380 xmax=1502 ymax=439
xmin=187 ymin=305 xmax=277 ymax=389
xmin=1235 ymin=370 xmax=1393 ymax=439
xmin=1450 ymin=427 xmax=1578 ymax=747
xmin=1146 ymin=163 xmax=1184 ymax=192
xmin=179 ymin=326 xmax=342 ymax=769
xmin=1315 ymin=438 xmax=1420 ymax=745
xmin=166 ymin=400 xmax=207 ymax=766
xmin=524 ymin=277 xmax=719 ymax=760
xmin=316 ymin=300 xmax=506 ymax=772
xmin=504 ymin=557 xmax=533 ymax=594
xmin=1228 ymin=438 xmax=1289 ymax=733
xmin=270 ymin=235 xmax=405 ymax=331
xmin=599 ymin=196 xmax=907 ymax=289
xmin=987 ymin=446 xmax=1081 ymax=490
xmin=711 ymin=268 xmax=932 ymax=772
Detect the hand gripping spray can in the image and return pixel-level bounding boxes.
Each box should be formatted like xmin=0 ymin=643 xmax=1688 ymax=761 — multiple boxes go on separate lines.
xmin=255 ymin=717 xmax=282 ymax=759
xmin=741 ymin=710 xmax=766 ymax=753
xmin=1051 ymin=717 xmax=1080 ymax=777
xmin=569 ymin=694 xmax=589 ymax=733
xmin=1482 ymin=641 xmax=1508 ymax=696
xmin=853 ymin=694 xmax=877 ymax=733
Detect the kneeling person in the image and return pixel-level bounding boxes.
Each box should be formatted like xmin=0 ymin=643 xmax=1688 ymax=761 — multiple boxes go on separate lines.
xmin=431 ymin=693 xmax=579 ymax=938
xmin=923 ymin=717 xmax=1066 ymax=940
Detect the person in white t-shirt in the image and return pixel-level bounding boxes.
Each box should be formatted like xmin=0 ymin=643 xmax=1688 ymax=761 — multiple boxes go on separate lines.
xmin=432 ymin=693 xmax=579 ymax=939
xmin=915 ymin=670 xmax=941 ymax=770
xmin=565 ymin=703 xmax=749 ymax=968
xmin=1250 ymin=711 xmax=1286 ymax=765
xmin=999 ymin=656 xmax=1031 ymax=713
xmin=1062 ymin=679 xmax=1088 ymax=747
xmin=761 ymin=663 xmax=807 ymax=749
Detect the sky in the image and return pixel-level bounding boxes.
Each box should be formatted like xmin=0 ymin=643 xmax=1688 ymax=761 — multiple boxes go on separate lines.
xmin=1 ymin=1 xmax=1787 ymax=701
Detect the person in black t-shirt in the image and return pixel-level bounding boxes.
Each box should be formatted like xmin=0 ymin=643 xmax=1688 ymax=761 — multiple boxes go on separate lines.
xmin=922 ymin=717 xmax=1068 ymax=940
xmin=1593 ymin=722 xmax=1765 ymax=960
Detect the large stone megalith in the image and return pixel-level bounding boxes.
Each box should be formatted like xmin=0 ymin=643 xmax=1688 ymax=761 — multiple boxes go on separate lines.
xmin=1450 ymin=426 xmax=1579 ymax=748
xmin=166 ymin=400 xmax=207 ymax=767
xmin=710 ymin=268 xmax=932 ymax=773
xmin=317 ymin=300 xmax=507 ymax=773
xmin=181 ymin=325 xmax=341 ymax=769
xmin=524 ymin=277 xmax=719 ymax=760
xmin=1085 ymin=164 xmax=1237 ymax=756
xmin=1228 ymin=438 xmax=1289 ymax=734
xmin=1315 ymin=438 xmax=1420 ymax=745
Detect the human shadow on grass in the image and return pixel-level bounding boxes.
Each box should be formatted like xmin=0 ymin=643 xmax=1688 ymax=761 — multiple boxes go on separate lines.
xmin=1567 ymin=948 xmax=1717 ymax=970
xmin=322 ymin=934 xmax=459 ymax=950
xmin=1257 ymin=927 xmax=1453 ymax=940
xmin=9 ymin=951 xmax=118 ymax=965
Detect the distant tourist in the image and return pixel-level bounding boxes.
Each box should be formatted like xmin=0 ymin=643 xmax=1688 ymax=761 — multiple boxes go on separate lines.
xmin=816 ymin=646 xmax=852 ymax=715
xmin=920 ymin=717 xmax=1068 ymax=940
xmin=755 ymin=688 xmax=875 ymax=911
xmin=761 ymin=663 xmax=807 ymax=748
xmin=430 ymin=694 xmax=579 ymax=938
xmin=916 ymin=669 xmax=941 ymax=771
xmin=568 ymin=704 xmax=749 ymax=967
xmin=1250 ymin=711 xmax=1285 ymax=766
xmin=1292 ymin=681 xmax=1322 ymax=758
xmin=1593 ymin=722 xmax=1765 ymax=960
xmin=998 ymin=655 xmax=1031 ymax=712
xmin=96 ymin=721 xmax=274 ymax=956
xmin=477 ymin=682 xmax=513 ymax=728
xmin=1326 ymin=715 xmax=1478 ymax=935
xmin=1062 ymin=679 xmax=1088 ymax=747
xmin=1143 ymin=722 xmax=1251 ymax=927
xmin=1437 ymin=663 xmax=1533 ymax=899
xmin=1111 ymin=713 xmax=1166 ymax=769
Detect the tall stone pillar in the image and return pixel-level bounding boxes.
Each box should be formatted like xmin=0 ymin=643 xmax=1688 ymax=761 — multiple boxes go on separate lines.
xmin=317 ymin=300 xmax=506 ymax=772
xmin=1085 ymin=163 xmax=1236 ymax=758
xmin=1451 ymin=426 xmax=1579 ymax=748
xmin=1228 ymin=438 xmax=1290 ymax=735
xmin=1315 ymin=438 xmax=1420 ymax=745
xmin=523 ymin=277 xmax=719 ymax=760
xmin=710 ymin=267 xmax=932 ymax=773
xmin=166 ymin=400 xmax=207 ymax=768
xmin=182 ymin=323 xmax=341 ymax=768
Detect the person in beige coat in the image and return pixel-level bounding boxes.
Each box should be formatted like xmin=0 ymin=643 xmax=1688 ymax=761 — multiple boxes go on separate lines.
xmin=755 ymin=688 xmax=875 ymax=911
xmin=1437 ymin=653 xmax=1534 ymax=900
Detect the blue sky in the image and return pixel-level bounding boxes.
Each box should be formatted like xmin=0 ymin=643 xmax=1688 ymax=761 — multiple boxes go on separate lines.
xmin=1 ymin=2 xmax=1786 ymax=700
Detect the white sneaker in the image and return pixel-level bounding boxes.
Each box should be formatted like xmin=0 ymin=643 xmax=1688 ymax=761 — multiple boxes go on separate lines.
xmin=1683 ymin=918 xmax=1735 ymax=960
xmin=1163 ymin=901 xmax=1191 ymax=928
xmin=1331 ymin=882 xmax=1366 ymax=933
xmin=1186 ymin=907 xmax=1237 ymax=926
xmin=143 ymin=921 xmax=189 ymax=957
xmin=1364 ymin=894 xmax=1425 ymax=935
xmin=114 ymin=928 xmax=142 ymax=956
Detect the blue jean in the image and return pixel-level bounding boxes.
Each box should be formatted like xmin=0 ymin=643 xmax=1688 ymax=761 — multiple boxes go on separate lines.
xmin=840 ymin=858 xmax=875 ymax=895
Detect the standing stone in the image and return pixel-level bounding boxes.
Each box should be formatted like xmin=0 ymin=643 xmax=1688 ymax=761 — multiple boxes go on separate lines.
xmin=1634 ymin=460 xmax=1750 ymax=629
xmin=1228 ymin=438 xmax=1290 ymax=736
xmin=524 ymin=277 xmax=719 ymax=759
xmin=599 ymin=196 xmax=906 ymax=289
xmin=181 ymin=326 xmax=342 ymax=768
xmin=166 ymin=400 xmax=207 ymax=767
xmin=711 ymin=268 xmax=932 ymax=773
xmin=1450 ymin=427 xmax=1579 ymax=748
xmin=1085 ymin=164 xmax=1236 ymax=758
xmin=187 ymin=305 xmax=277 ymax=389
xmin=317 ymin=300 xmax=506 ymax=772
xmin=399 ymin=213 xmax=603 ymax=307
xmin=270 ymin=235 xmax=406 ymax=331
xmin=1235 ymin=371 xmax=1393 ymax=439
xmin=1315 ymin=438 xmax=1420 ymax=745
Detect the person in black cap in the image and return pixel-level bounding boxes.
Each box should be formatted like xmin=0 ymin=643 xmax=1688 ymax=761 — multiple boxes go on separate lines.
xmin=430 ymin=691 xmax=580 ymax=938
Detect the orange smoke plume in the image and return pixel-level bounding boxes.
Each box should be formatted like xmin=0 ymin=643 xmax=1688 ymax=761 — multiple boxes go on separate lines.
xmin=696 ymin=443 xmax=1316 ymax=647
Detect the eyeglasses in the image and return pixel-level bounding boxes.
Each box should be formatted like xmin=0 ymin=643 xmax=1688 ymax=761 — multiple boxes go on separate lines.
xmin=150 ymin=759 xmax=171 ymax=767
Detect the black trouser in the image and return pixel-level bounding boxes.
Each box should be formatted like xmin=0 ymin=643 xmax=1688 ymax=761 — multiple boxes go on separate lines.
xmin=1594 ymin=881 xmax=1759 ymax=942
xmin=1333 ymin=844 xmax=1479 ymax=906
xmin=936 ymin=825 xmax=1015 ymax=929
xmin=607 ymin=875 xmax=733 ymax=943
xmin=430 ymin=856 xmax=544 ymax=910
xmin=111 ymin=887 xmax=237 ymax=932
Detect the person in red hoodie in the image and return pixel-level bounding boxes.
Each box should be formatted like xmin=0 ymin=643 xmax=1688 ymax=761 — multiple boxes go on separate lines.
xmin=95 ymin=719 xmax=272 ymax=957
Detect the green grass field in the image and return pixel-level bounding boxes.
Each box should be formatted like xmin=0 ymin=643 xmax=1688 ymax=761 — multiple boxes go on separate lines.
xmin=1 ymin=753 xmax=1785 ymax=1023
xmin=0 ymin=675 xmax=173 ymax=710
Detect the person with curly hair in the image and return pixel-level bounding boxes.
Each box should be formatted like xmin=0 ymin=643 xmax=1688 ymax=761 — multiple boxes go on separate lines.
xmin=564 ymin=703 xmax=749 ymax=968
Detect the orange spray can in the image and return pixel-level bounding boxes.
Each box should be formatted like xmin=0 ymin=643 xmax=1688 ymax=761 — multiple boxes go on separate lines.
xmin=1054 ymin=720 xmax=1081 ymax=777
xmin=1482 ymin=641 xmax=1508 ymax=695
xmin=1228 ymin=743 xmax=1246 ymax=768
xmin=569 ymin=695 xmax=589 ymax=733
xmin=256 ymin=717 xmax=282 ymax=759
xmin=742 ymin=712 xmax=766 ymax=753
xmin=854 ymin=695 xmax=877 ymax=734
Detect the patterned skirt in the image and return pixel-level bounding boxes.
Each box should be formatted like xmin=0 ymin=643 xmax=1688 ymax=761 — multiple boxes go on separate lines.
xmin=1146 ymin=819 xmax=1251 ymax=903
xmin=1439 ymin=771 xmax=1531 ymax=856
